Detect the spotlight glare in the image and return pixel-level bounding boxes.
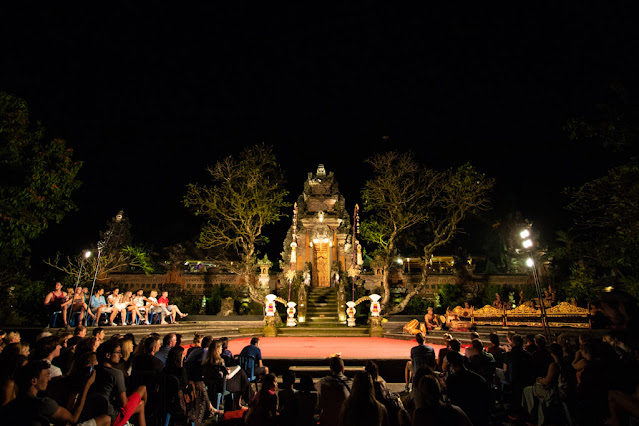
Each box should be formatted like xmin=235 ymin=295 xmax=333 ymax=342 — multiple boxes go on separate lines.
xmin=520 ymin=229 xmax=530 ymax=239
xmin=84 ymin=251 xmax=92 ymax=258
xmin=526 ymin=258 xmax=535 ymax=267
xmin=522 ymin=239 xmax=533 ymax=249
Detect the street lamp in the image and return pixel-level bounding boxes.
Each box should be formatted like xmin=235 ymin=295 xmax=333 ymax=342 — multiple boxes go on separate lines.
xmin=520 ymin=228 xmax=550 ymax=338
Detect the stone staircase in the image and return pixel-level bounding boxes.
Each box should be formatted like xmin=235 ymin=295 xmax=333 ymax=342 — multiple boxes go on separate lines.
xmin=279 ymin=287 xmax=368 ymax=336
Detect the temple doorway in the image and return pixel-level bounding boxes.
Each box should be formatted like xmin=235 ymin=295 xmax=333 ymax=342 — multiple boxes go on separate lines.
xmin=312 ymin=242 xmax=331 ymax=287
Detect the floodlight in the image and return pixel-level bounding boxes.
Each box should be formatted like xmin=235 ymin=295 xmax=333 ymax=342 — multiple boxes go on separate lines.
xmin=397 ymin=258 xmax=403 ymax=265
xmin=522 ymin=239 xmax=533 ymax=249
xmin=520 ymin=229 xmax=530 ymax=239
xmin=526 ymin=258 xmax=535 ymax=267
xmin=84 ymin=251 xmax=92 ymax=258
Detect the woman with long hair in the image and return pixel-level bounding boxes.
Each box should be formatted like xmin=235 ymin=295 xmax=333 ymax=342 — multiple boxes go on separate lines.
xmin=123 ymin=291 xmax=143 ymax=325
xmin=339 ymin=371 xmax=389 ymax=426
xmin=245 ymin=373 xmax=278 ymax=426
xmin=412 ymin=375 xmax=472 ymax=425
xmin=201 ymin=339 xmax=251 ymax=409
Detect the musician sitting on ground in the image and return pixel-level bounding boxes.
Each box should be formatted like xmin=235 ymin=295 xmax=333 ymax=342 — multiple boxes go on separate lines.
xmin=424 ymin=307 xmax=441 ymax=330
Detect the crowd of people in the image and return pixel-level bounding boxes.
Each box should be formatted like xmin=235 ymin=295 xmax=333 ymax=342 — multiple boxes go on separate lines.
xmin=6 ymin=287 xmax=639 ymax=425
xmin=44 ymin=282 xmax=189 ymax=327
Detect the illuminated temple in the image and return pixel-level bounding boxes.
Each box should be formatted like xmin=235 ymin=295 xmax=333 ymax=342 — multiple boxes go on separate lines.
xmin=281 ymin=164 xmax=357 ymax=287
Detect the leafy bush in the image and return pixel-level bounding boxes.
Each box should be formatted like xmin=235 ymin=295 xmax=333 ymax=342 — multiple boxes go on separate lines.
xmin=403 ymin=296 xmax=435 ymax=315
xmin=438 ymin=283 xmax=466 ymax=312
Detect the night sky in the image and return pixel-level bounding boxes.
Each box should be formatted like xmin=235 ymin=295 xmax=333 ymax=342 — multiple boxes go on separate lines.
xmin=2 ymin=4 xmax=637 ymax=272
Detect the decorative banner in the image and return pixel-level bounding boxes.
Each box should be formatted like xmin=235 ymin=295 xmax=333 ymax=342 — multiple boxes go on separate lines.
xmin=265 ymin=294 xmax=277 ymax=317
xmin=346 ymin=301 xmax=357 ymax=327
xmin=369 ymin=294 xmax=381 ymax=317
xmin=286 ymin=301 xmax=297 ymax=327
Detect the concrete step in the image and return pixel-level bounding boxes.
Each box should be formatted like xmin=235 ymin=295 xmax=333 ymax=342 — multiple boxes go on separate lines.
xmin=278 ymin=327 xmax=368 ymax=337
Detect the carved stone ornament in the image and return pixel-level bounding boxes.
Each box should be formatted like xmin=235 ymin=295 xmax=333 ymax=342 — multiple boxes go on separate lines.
xmin=546 ymin=302 xmax=589 ymax=317
xmin=473 ymin=305 xmax=504 ymax=317
xmin=506 ymin=304 xmax=540 ymax=316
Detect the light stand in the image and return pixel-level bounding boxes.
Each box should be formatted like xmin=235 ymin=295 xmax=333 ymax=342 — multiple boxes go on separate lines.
xmin=86 ymin=230 xmax=112 ymax=325
xmin=521 ymin=229 xmax=551 ymax=339
xmin=69 ymin=250 xmax=91 ymax=322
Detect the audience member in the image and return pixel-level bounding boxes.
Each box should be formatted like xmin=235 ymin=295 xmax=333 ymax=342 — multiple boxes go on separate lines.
xmin=155 ymin=333 xmax=177 ymax=367
xmin=521 ymin=342 xmax=574 ymax=425
xmin=339 ymin=371 xmax=389 ymax=426
xmin=0 ymin=359 xmax=108 ymax=425
xmin=44 ymin=282 xmax=72 ymax=327
xmin=532 ymin=334 xmax=554 ymax=379
xmin=487 ymin=331 xmax=505 ymax=365
xmin=497 ymin=334 xmax=535 ymax=408
xmin=467 ymin=339 xmax=495 ymax=385
xmin=87 ymin=340 xmax=147 ymax=426
xmin=295 ymin=373 xmax=318 ymax=426
xmin=524 ymin=334 xmax=538 ymax=354
xmin=31 ymin=336 xmax=63 ymax=378
xmin=404 ymin=333 xmax=436 ymax=391
xmin=445 ymin=351 xmax=491 ymax=426
xmin=240 ymin=337 xmax=269 ymax=376
xmin=412 ymin=374 xmax=472 ymax=425
xmin=146 ymin=290 xmax=170 ymax=324
xmin=316 ymin=355 xmax=352 ymax=426
xmin=188 ymin=332 xmax=202 ymax=357
xmin=278 ymin=370 xmax=297 ymax=426
xmin=92 ymin=327 xmax=105 ymax=344
xmin=245 ymin=373 xmax=278 ymax=426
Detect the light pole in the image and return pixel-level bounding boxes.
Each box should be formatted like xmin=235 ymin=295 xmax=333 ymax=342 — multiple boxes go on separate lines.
xmin=87 ymin=229 xmax=112 ymax=325
xmin=70 ymin=250 xmax=91 ymax=320
xmin=520 ymin=228 xmax=551 ymax=338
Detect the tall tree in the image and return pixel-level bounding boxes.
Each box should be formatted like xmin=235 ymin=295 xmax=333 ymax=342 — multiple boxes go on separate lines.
xmin=0 ymin=92 xmax=82 ymax=276
xmin=360 ymin=152 xmax=436 ymax=309
xmin=361 ymin=152 xmax=494 ymax=314
xmin=184 ymin=144 xmax=288 ymax=303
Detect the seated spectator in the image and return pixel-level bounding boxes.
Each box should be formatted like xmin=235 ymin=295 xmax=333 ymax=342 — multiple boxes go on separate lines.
xmin=123 ymin=291 xmax=143 ymax=325
xmin=155 ymin=333 xmax=177 ymax=367
xmin=365 ymin=360 xmax=389 ymax=402
xmin=524 ymin=333 xmax=538 ymax=354
xmin=89 ymin=288 xmax=111 ymax=323
xmin=107 ymin=288 xmax=130 ymax=326
xmin=295 ymin=373 xmax=318 ymax=426
xmin=557 ymin=333 xmax=576 ymax=361
xmin=446 ymin=351 xmax=491 ymax=426
xmin=436 ymin=333 xmax=453 ymax=371
xmin=188 ymin=332 xmax=202 ymax=357
xmin=412 ymin=375 xmax=472 ymax=425
xmin=31 ymin=336 xmax=63 ymax=379
xmin=240 ymin=337 xmax=269 ymax=376
xmin=532 ymin=334 xmax=554 ymax=379
xmin=70 ymin=286 xmax=89 ymax=321
xmin=441 ymin=338 xmax=464 ymax=373
xmin=49 ymin=351 xmax=98 ymax=414
xmin=220 ymin=336 xmax=235 ymax=365
xmin=467 ymin=339 xmax=495 ymax=385
xmin=0 ymin=359 xmax=109 ymax=425
xmin=86 ymin=340 xmax=147 ymax=426
xmin=315 ymin=355 xmax=352 ymax=425
xmin=278 ymin=370 xmax=297 ymax=426
xmin=74 ymin=336 xmax=99 ymax=362
xmin=0 ymin=349 xmax=27 ymax=407
xmin=522 ymin=342 xmax=574 ymax=425
xmin=338 ymin=371 xmax=389 ymax=426
xmin=3 ymin=331 xmax=20 ymax=345
xmin=92 ymin=327 xmax=106 ymax=344
xmin=202 ymin=339 xmax=251 ymax=408
xmin=496 ymin=334 xmax=534 ymax=409
xmin=185 ymin=335 xmax=213 ymax=380
xmin=404 ymin=332 xmax=436 ymax=391
xmin=146 ymin=290 xmax=171 ymax=324
xmin=572 ymin=342 xmax=592 ymax=385
xmin=74 ymin=324 xmax=87 ymax=338
xmin=245 ymin=373 xmax=278 ymax=426
xmin=158 ymin=291 xmax=188 ymax=323
xmin=487 ymin=332 xmax=505 ymax=365
xmin=165 ymin=345 xmax=220 ymax=422
xmin=44 ymin=282 xmax=72 ymax=327
xmin=131 ymin=335 xmax=163 ymax=377
xmin=53 ymin=335 xmax=77 ymax=375
xmin=133 ymin=289 xmax=149 ymax=324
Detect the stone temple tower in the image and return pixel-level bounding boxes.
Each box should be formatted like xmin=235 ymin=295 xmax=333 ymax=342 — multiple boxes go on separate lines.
xmin=282 ymin=165 xmax=352 ymax=287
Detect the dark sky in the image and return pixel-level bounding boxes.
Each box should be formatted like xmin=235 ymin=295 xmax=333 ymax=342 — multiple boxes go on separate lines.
xmin=2 ymin=3 xmax=637 ymax=270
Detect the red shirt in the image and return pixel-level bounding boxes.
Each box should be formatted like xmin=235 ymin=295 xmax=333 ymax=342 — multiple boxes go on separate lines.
xmin=158 ymin=296 xmax=169 ymax=305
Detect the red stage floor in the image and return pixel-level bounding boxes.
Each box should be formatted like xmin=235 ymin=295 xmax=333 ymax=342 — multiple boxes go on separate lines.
xmin=228 ymin=337 xmax=446 ymax=359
